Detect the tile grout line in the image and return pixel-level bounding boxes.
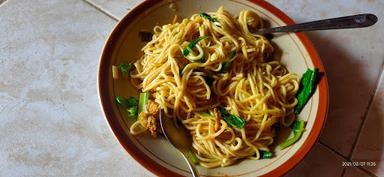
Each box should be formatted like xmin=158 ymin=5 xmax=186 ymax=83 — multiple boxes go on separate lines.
xmin=340 ymin=168 xmax=346 ymax=177
xmin=319 ymin=141 xmax=348 ymax=159
xmin=318 ymin=142 xmax=378 ymax=177
xmin=347 ymin=64 xmax=384 ymax=159
xmin=0 ymin=0 xmax=7 ymax=7
xmin=356 ymin=166 xmax=379 ymax=177
xmin=82 ymin=0 xmax=119 ymax=22
xmin=316 ymin=143 xmax=348 ymax=177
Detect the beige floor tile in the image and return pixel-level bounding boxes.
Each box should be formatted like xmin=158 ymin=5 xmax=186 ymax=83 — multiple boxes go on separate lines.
xmin=1 ymin=0 xmax=383 ymax=176
xmin=285 ymin=143 xmax=346 ymax=177
xmin=0 ymin=0 xmax=153 ymax=176
xmin=352 ymin=73 xmax=384 ymax=176
xmin=343 ymin=167 xmax=371 ymax=177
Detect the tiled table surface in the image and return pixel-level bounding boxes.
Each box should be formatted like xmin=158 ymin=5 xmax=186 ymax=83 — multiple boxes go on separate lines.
xmin=0 ymin=0 xmax=383 ymax=176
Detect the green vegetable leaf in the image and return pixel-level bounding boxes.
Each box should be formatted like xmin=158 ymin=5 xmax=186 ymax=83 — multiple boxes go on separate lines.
xmin=200 ymin=12 xmax=218 ymax=22
xmin=138 ymin=91 xmax=150 ymax=113
xmin=115 ymin=96 xmax=139 ymax=119
xmin=261 ymin=151 xmax=273 ymax=159
xmin=115 ymin=96 xmax=126 ymax=105
xmin=220 ymin=50 xmax=237 ymax=73
xmin=279 ymin=120 xmax=305 ymax=150
xmin=127 ymin=107 xmax=138 ymax=118
xmin=292 ymin=119 xmax=305 ymax=132
xmin=118 ymin=63 xmax=133 ymax=76
xmin=183 ymin=36 xmax=208 ymax=56
xmin=187 ymin=150 xmax=199 ymax=164
xmin=115 ymin=96 xmax=138 ymax=107
xmin=219 ymin=107 xmax=246 ymax=129
xmin=126 ymin=96 xmax=138 ymax=107
xmin=295 ymin=68 xmax=319 ymax=114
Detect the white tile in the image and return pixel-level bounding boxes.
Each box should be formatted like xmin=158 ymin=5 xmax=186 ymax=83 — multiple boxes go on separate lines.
xmin=0 ymin=0 xmax=153 ymax=176
xmin=352 ymin=71 xmax=384 ymax=176
xmin=1 ymin=0 xmax=383 ymax=176
xmin=285 ymin=143 xmax=345 ymax=177
xmin=269 ymin=0 xmax=384 ymax=157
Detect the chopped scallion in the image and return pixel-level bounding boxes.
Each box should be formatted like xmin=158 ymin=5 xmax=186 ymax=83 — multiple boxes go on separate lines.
xmin=182 ymin=36 xmax=208 ymax=56
xmin=126 ymin=96 xmax=138 ymax=107
xmin=187 ymin=150 xmax=199 ymax=164
xmin=220 ymin=50 xmax=237 ymax=73
xmin=200 ymin=12 xmax=218 ymax=22
xmin=115 ymin=96 xmax=126 ymax=105
xmin=261 ymin=151 xmax=273 ymax=159
xmin=138 ymin=91 xmax=150 ymax=113
xmin=127 ymin=107 xmax=138 ymax=118
xmin=118 ymin=63 xmax=132 ymax=76
xmin=115 ymin=96 xmax=139 ymax=119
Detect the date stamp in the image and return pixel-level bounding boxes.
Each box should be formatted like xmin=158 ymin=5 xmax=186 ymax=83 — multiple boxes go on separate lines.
xmin=342 ymin=161 xmax=376 ymax=167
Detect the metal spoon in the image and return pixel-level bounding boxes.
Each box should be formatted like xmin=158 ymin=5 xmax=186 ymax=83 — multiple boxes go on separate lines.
xmin=252 ymin=13 xmax=378 ymax=34
xmin=159 ymin=109 xmax=199 ymax=177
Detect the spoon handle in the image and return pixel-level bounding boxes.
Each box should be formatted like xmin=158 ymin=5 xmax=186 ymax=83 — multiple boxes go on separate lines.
xmin=181 ymin=153 xmax=200 ymax=177
xmin=256 ymin=14 xmax=378 ymax=34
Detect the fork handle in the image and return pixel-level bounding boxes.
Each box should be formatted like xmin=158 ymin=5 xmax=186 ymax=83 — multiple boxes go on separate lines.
xmin=256 ymin=14 xmax=377 ymax=34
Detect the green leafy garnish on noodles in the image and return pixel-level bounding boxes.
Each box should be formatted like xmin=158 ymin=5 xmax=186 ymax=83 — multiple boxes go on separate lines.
xmin=261 ymin=151 xmax=273 ymax=159
xmin=219 ymin=107 xmax=246 ymax=129
xmin=200 ymin=12 xmax=218 ymax=22
xmin=220 ymin=50 xmax=237 ymax=73
xmin=279 ymin=120 xmax=305 ymax=149
xmin=182 ymin=36 xmax=208 ymax=56
xmin=295 ymin=68 xmax=319 ymax=114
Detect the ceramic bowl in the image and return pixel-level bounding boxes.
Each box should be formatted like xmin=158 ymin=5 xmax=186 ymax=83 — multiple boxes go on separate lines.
xmin=98 ymin=0 xmax=328 ymax=176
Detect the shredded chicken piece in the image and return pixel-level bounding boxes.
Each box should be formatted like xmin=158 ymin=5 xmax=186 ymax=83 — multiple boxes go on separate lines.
xmin=146 ymin=115 xmax=158 ymax=137
xmin=146 ymin=100 xmax=159 ymax=116
xmin=137 ymin=100 xmax=160 ymax=137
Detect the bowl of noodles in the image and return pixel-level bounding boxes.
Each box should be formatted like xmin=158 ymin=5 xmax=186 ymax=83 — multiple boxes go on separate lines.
xmin=98 ymin=0 xmax=328 ymax=176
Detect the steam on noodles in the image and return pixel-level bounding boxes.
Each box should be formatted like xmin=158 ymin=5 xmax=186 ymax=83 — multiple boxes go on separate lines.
xmin=127 ymin=7 xmax=300 ymax=168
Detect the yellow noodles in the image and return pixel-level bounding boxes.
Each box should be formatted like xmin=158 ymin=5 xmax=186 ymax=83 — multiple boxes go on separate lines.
xmin=129 ymin=7 xmax=299 ymax=168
